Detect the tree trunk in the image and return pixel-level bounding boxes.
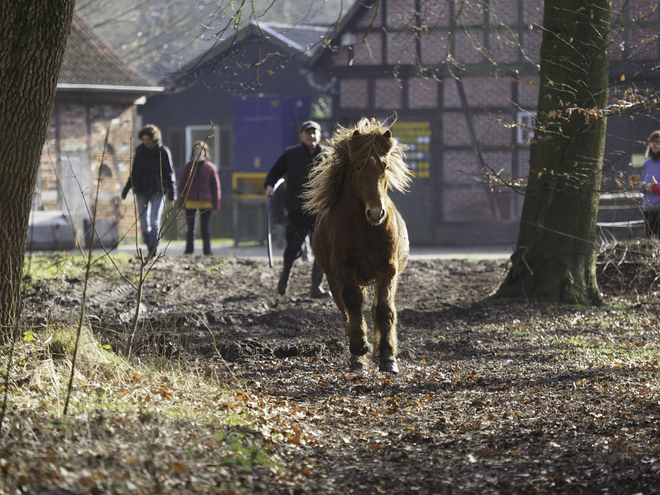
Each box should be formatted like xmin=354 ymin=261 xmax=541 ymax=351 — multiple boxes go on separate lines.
xmin=0 ymin=2 xmax=76 ymax=337
xmin=494 ymin=0 xmax=610 ymax=305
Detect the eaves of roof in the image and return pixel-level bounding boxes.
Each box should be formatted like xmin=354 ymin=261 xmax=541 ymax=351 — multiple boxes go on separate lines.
xmin=307 ymin=0 xmax=378 ymax=68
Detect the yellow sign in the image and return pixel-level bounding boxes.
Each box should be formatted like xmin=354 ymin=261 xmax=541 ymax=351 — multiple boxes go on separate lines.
xmin=392 ymin=122 xmax=431 ymax=179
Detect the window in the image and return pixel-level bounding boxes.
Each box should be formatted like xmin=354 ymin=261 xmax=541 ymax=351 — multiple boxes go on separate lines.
xmin=516 ymin=110 xmax=536 ymax=145
xmin=186 ymin=125 xmax=219 ymax=165
xmin=185 ymin=125 xmax=232 ymax=171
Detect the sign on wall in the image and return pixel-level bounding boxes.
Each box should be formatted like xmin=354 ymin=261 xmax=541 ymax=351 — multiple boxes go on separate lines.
xmin=392 ymin=121 xmax=431 ymax=179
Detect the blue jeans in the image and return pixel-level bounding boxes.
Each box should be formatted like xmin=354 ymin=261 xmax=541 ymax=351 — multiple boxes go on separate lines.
xmin=136 ymin=192 xmax=164 ymax=254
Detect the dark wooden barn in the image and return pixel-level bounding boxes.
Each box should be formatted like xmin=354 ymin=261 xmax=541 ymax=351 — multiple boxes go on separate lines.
xmin=138 ymin=21 xmax=330 ymax=239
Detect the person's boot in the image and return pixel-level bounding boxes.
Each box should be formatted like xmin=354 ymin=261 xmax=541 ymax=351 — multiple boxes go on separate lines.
xmin=184 ymin=241 xmax=194 ymax=254
xmin=202 ymin=237 xmax=212 ymax=256
xmin=277 ymin=261 xmax=293 ymax=295
xmin=310 ymin=260 xmax=331 ymax=298
xmin=185 ymin=228 xmax=194 ymax=254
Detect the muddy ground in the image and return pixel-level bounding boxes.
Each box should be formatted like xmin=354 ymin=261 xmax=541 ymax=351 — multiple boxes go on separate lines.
xmin=20 ymin=252 xmax=660 ymax=494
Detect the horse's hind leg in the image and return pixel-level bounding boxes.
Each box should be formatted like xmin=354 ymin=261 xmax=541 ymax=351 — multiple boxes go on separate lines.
xmin=373 ymin=273 xmax=399 ymax=373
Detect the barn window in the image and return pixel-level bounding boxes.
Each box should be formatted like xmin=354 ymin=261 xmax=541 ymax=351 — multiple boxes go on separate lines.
xmin=516 ymin=110 xmax=536 ymax=145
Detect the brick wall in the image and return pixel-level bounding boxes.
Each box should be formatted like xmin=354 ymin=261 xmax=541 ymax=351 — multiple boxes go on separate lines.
xmin=523 ymin=0 xmax=543 ymax=25
xmin=443 ymin=113 xmax=471 ymax=146
xmin=490 ymin=0 xmax=519 ymax=25
xmin=488 ymin=29 xmax=519 ymax=63
xmin=443 ymin=188 xmax=494 ymax=222
xmin=326 ymin=0 xmax=551 ymax=233
xmin=482 ymin=151 xmax=514 ymax=179
xmin=522 ymin=27 xmax=542 ymax=63
xmin=456 ymin=1 xmax=485 ymax=26
xmin=443 ymin=78 xmax=461 ymax=108
xmin=408 ymin=77 xmax=438 ymax=109
xmin=353 ymin=32 xmax=383 ymax=65
xmin=474 ymin=112 xmax=514 ymax=146
xmin=375 ymin=78 xmax=403 ymax=109
xmin=332 ymin=47 xmax=350 ymax=67
xmin=444 ymin=151 xmax=481 ymax=184
xmin=38 ymin=102 xmax=139 ymax=243
xmin=420 ymin=0 xmax=451 ymax=27
xmin=420 ymin=31 xmax=448 ymax=65
xmin=340 ymin=78 xmax=369 ymax=109
xmin=454 ymin=30 xmax=485 ymax=64
xmin=518 ymin=76 xmax=539 ymax=107
xmin=463 ymin=76 xmax=512 ymax=108
xmin=387 ymin=31 xmax=417 ymax=65
xmin=386 ymin=0 xmax=416 ymax=26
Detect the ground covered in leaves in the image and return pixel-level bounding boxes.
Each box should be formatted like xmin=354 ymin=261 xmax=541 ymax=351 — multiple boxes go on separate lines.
xmin=3 ymin=242 xmax=660 ymax=494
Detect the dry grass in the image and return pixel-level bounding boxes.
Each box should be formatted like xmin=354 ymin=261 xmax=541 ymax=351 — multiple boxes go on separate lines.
xmin=0 ymin=325 xmax=285 ymax=494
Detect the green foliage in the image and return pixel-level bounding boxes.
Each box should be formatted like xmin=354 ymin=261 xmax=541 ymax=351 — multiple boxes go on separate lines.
xmin=23 ymin=252 xmax=133 ymax=282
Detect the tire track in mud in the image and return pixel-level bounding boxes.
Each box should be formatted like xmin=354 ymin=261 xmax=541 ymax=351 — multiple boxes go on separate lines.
xmin=87 ymin=281 xmax=135 ymax=307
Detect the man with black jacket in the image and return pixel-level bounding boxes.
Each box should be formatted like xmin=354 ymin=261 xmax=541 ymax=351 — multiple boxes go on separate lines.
xmin=264 ymin=121 xmax=330 ymax=298
xmin=121 ymin=124 xmax=176 ymax=259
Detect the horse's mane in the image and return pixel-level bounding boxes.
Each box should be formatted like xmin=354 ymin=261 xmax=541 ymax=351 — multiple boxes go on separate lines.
xmin=303 ymin=118 xmax=411 ymax=215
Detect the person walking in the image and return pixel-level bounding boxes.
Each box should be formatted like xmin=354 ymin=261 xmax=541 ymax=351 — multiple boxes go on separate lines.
xmin=264 ymin=120 xmax=330 ymax=298
xmin=639 ymin=130 xmax=660 ymax=238
xmin=121 ymin=124 xmax=176 ymax=259
xmin=177 ymin=141 xmax=221 ymax=255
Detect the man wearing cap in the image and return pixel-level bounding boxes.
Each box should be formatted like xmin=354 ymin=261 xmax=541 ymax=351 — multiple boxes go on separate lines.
xmin=264 ymin=120 xmax=330 ymax=298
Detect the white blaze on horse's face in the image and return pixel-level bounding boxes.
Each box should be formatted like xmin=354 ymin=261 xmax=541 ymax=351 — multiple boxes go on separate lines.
xmin=357 ymin=155 xmax=388 ymax=226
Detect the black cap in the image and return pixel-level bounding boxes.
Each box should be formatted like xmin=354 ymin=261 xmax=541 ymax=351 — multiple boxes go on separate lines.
xmin=299 ymin=120 xmax=321 ymax=133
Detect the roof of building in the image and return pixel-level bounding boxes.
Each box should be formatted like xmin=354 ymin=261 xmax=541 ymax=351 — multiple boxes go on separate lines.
xmin=164 ymin=20 xmax=328 ymax=87
xmin=307 ymin=0 xmax=376 ymax=67
xmin=58 ymin=12 xmax=160 ymax=91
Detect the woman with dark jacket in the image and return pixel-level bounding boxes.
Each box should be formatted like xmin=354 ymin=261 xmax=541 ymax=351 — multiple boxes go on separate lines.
xmin=121 ymin=124 xmax=176 ymax=259
xmin=177 ymin=141 xmax=221 ymax=255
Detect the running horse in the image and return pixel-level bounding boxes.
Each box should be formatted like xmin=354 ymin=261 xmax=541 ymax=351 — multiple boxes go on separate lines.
xmin=303 ymin=118 xmax=411 ymax=373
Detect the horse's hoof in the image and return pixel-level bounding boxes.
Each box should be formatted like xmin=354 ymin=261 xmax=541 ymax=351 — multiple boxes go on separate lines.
xmin=379 ymin=354 xmax=399 ymax=374
xmin=349 ymin=355 xmax=369 ymax=372
xmin=349 ymin=340 xmax=371 ymax=356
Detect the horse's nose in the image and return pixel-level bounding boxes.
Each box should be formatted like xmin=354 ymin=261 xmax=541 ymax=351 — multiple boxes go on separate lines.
xmin=365 ymin=206 xmax=386 ymax=224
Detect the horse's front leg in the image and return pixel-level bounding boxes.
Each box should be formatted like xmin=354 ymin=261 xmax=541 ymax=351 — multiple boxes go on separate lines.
xmin=372 ymin=270 xmax=399 ymax=373
xmin=341 ymin=284 xmax=370 ymax=358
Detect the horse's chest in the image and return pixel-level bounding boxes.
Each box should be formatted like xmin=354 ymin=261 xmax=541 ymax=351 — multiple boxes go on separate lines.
xmin=346 ymin=247 xmax=395 ymax=283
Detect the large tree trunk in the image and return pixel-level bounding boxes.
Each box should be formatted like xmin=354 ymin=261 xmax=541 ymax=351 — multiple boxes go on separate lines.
xmin=0 ymin=2 xmax=76 ymax=337
xmin=494 ymin=0 xmax=610 ymax=304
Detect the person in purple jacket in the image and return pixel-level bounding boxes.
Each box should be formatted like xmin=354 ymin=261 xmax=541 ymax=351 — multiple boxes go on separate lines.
xmin=639 ymin=130 xmax=660 ymax=238
xmin=177 ymin=141 xmax=221 ymax=255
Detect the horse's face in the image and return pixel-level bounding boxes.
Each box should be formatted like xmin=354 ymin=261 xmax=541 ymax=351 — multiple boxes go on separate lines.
xmin=350 ymin=129 xmax=393 ymax=226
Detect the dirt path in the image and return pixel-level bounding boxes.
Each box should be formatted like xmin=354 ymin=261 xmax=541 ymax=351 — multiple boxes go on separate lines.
xmin=21 ymin=254 xmax=660 ymax=494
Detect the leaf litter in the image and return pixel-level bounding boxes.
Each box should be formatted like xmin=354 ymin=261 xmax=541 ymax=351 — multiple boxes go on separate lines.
xmin=1 ymin=244 xmax=660 ymax=493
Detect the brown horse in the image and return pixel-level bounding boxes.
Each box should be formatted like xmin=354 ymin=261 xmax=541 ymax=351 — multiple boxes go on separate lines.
xmin=303 ymin=118 xmax=412 ymax=373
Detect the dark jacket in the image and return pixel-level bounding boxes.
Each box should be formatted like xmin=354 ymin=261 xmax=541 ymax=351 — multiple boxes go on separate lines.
xmin=177 ymin=158 xmax=221 ymax=212
xmin=264 ymin=142 xmax=324 ymax=213
xmin=122 ymin=142 xmax=176 ymax=201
